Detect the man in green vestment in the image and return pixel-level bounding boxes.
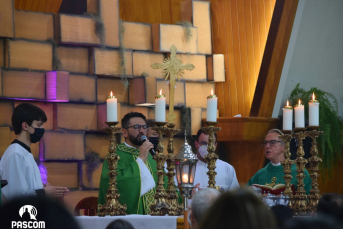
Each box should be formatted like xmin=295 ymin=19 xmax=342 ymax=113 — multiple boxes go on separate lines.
xmin=98 ymin=112 xmax=168 ymax=214
xmin=248 ymin=129 xmax=311 ymax=194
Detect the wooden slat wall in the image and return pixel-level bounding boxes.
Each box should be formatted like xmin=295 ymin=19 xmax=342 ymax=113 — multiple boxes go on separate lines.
xmin=211 ymin=0 xmax=276 ymax=117
xmin=250 ymin=0 xmax=299 ymax=117
xmin=318 ymin=149 xmax=343 ymax=195
xmin=14 ymin=0 xmax=63 ymax=13
xmin=119 ymin=0 xmax=181 ymax=24
xmin=220 ymin=141 xmax=266 ymax=184
xmin=119 ymin=0 xmax=275 ymax=117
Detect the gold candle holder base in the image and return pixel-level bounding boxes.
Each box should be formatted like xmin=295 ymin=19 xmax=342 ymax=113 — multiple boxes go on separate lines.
xmin=293 ymin=127 xmax=307 ymax=132
xmin=292 ymin=129 xmax=308 ymax=215
xmin=202 ymin=121 xmax=221 ymax=188
xmin=98 ymin=122 xmax=127 ymax=216
xmin=306 ymin=125 xmax=322 ymax=212
xmin=282 ymin=130 xmax=293 ymax=134
xmin=307 ymin=126 xmax=320 ymax=131
xmin=150 ymin=122 xmax=173 ymax=216
xmin=279 ymin=132 xmax=294 ymax=200
xmin=165 ymin=123 xmax=183 ymax=216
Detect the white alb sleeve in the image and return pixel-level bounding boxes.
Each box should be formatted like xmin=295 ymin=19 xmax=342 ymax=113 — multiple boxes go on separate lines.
xmin=136 ymin=157 xmax=155 ymax=196
xmin=1 ymin=153 xmax=36 ymax=199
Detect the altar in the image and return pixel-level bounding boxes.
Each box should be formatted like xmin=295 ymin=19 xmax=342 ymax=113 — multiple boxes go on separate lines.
xmin=75 ymin=215 xmax=183 ymax=229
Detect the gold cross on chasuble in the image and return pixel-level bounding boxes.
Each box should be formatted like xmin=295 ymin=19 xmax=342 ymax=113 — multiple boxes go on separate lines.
xmin=151 ymin=45 xmax=195 ymax=123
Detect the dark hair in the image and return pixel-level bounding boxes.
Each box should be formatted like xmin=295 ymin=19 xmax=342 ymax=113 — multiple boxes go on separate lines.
xmin=0 ymin=196 xmax=81 ymax=229
xmin=12 ymin=103 xmax=47 ymax=135
xmin=283 ymin=215 xmax=343 ymax=229
xmin=146 ymin=119 xmax=156 ymax=128
xmin=196 ymin=129 xmax=217 ymax=142
xmin=270 ymin=204 xmax=293 ymax=228
xmin=106 ymin=219 xmax=134 ymax=229
xmin=199 ymin=188 xmax=276 ymax=229
xmin=121 ymin=112 xmax=146 ymax=128
xmin=317 ymin=193 xmax=343 ymax=223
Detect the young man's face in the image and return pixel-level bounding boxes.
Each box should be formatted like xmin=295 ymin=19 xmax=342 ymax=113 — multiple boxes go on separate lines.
xmin=122 ymin=117 xmax=147 ymax=146
xmin=25 ymin=120 xmax=44 ymax=134
xmin=195 ymin=133 xmax=217 ymax=152
xmin=147 ymin=127 xmax=159 ymax=138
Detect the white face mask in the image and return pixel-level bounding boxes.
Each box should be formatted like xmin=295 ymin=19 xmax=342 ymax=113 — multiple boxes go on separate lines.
xmin=198 ymin=145 xmax=208 ymax=158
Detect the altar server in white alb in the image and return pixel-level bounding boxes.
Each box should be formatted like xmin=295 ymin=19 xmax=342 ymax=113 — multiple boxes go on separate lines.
xmin=0 ymin=103 xmax=69 ymax=203
xmin=192 ymin=129 xmax=239 ymax=195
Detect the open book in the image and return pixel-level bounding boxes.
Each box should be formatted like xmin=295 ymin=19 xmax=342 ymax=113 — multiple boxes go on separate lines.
xmin=253 ymin=184 xmax=295 ymax=195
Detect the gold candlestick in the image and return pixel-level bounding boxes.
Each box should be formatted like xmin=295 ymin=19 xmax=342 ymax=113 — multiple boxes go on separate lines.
xmin=202 ymin=122 xmax=221 ymax=188
xmin=150 ymin=122 xmax=171 ymax=216
xmin=165 ymin=123 xmax=183 ymax=216
xmin=279 ymin=130 xmax=294 ymax=203
xmin=307 ymin=126 xmax=323 ymax=212
xmin=98 ymin=122 xmax=127 ymax=216
xmin=292 ymin=128 xmax=308 ymax=215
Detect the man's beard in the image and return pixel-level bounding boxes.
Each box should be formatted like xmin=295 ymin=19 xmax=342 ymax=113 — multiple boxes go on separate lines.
xmin=129 ymin=133 xmax=143 ymax=146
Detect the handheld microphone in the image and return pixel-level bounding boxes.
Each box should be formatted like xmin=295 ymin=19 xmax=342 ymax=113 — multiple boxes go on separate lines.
xmin=140 ymin=135 xmax=156 ymax=156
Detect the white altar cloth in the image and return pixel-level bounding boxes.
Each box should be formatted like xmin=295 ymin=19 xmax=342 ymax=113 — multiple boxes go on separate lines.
xmin=75 ymin=215 xmax=180 ymax=229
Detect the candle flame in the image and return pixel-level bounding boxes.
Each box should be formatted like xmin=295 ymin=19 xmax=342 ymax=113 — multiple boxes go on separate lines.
xmin=286 ymin=100 xmax=289 ymax=106
xmin=211 ymin=89 xmax=213 ymax=95
xmin=159 ymin=89 xmax=162 ymax=95
xmin=312 ymin=92 xmax=315 ymax=100
xmin=182 ymin=174 xmax=188 ymax=182
xmin=298 ymin=99 xmax=301 ymax=105
xmin=110 ymin=91 xmax=113 ymax=97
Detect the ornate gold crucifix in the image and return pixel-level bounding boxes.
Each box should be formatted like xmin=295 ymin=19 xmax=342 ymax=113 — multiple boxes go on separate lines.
xmin=151 ymin=45 xmax=194 ymax=123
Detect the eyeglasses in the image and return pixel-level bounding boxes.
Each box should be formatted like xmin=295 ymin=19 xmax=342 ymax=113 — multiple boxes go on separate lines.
xmin=125 ymin=124 xmax=148 ymax=130
xmin=262 ymin=140 xmax=282 ymax=146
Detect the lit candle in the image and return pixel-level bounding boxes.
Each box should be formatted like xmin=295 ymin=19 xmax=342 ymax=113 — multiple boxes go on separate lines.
xmin=182 ymin=174 xmax=189 ymax=183
xmin=309 ymin=92 xmax=319 ymax=126
xmin=106 ymin=91 xmax=117 ymax=122
xmin=206 ymin=89 xmax=218 ymax=122
xmin=294 ymin=99 xmax=305 ymax=128
xmin=155 ymin=89 xmax=166 ymax=122
xmin=282 ymin=100 xmax=293 ymax=130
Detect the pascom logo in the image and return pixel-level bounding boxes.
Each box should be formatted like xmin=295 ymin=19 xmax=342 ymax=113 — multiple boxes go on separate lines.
xmin=11 ymin=205 xmax=45 ymax=229
xmin=19 ymin=205 xmax=37 ymax=220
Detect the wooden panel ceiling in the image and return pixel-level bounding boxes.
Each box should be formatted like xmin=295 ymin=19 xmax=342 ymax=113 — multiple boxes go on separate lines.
xmin=14 ymin=0 xmax=63 ymax=13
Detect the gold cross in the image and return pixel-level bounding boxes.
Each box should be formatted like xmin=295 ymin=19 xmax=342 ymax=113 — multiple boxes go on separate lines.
xmin=151 ymin=45 xmax=195 ymax=123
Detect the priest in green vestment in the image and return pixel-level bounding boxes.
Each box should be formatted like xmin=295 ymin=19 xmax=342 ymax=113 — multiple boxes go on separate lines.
xmin=248 ymin=129 xmax=311 ymax=194
xmin=98 ymin=112 xmax=169 ymax=215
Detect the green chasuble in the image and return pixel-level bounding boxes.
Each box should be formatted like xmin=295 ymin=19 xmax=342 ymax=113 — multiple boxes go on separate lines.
xmin=98 ymin=143 xmax=169 ymax=215
xmin=247 ymin=162 xmax=312 ymax=194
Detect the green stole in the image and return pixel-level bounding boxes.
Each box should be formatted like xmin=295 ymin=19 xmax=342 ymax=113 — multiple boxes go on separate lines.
xmin=247 ymin=162 xmax=312 ymax=194
xmin=98 ymin=143 xmax=167 ymax=215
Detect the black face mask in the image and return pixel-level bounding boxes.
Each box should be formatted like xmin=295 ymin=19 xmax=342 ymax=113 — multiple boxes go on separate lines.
xmin=29 ymin=127 xmax=45 ymax=143
xmin=149 ymin=137 xmax=159 ymax=151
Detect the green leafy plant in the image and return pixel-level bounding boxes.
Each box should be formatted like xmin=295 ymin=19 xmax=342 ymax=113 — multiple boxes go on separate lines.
xmin=288 ymin=83 xmax=343 ymax=170
xmin=85 ymin=150 xmax=101 ymax=189
xmin=176 ymin=21 xmax=193 ymax=43
xmin=84 ymin=13 xmax=105 ymax=47
xmin=47 ymin=38 xmax=62 ymax=71
xmin=119 ymin=19 xmax=129 ymax=88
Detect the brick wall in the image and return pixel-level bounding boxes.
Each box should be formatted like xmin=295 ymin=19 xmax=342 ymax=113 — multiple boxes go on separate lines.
xmin=0 ymin=0 xmax=222 ymax=212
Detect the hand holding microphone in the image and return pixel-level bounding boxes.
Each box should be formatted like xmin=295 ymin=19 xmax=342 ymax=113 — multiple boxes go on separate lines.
xmin=138 ymin=135 xmax=156 ymax=161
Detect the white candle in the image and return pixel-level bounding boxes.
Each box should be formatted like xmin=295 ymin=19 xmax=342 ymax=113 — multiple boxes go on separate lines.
xmin=155 ymin=89 xmax=166 ymax=122
xmin=206 ymin=89 xmax=218 ymax=122
xmin=294 ymin=99 xmax=305 ymax=128
xmin=282 ymin=100 xmax=293 ymax=130
xmin=106 ymin=91 xmax=117 ymax=122
xmin=309 ymin=92 xmax=319 ymax=126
